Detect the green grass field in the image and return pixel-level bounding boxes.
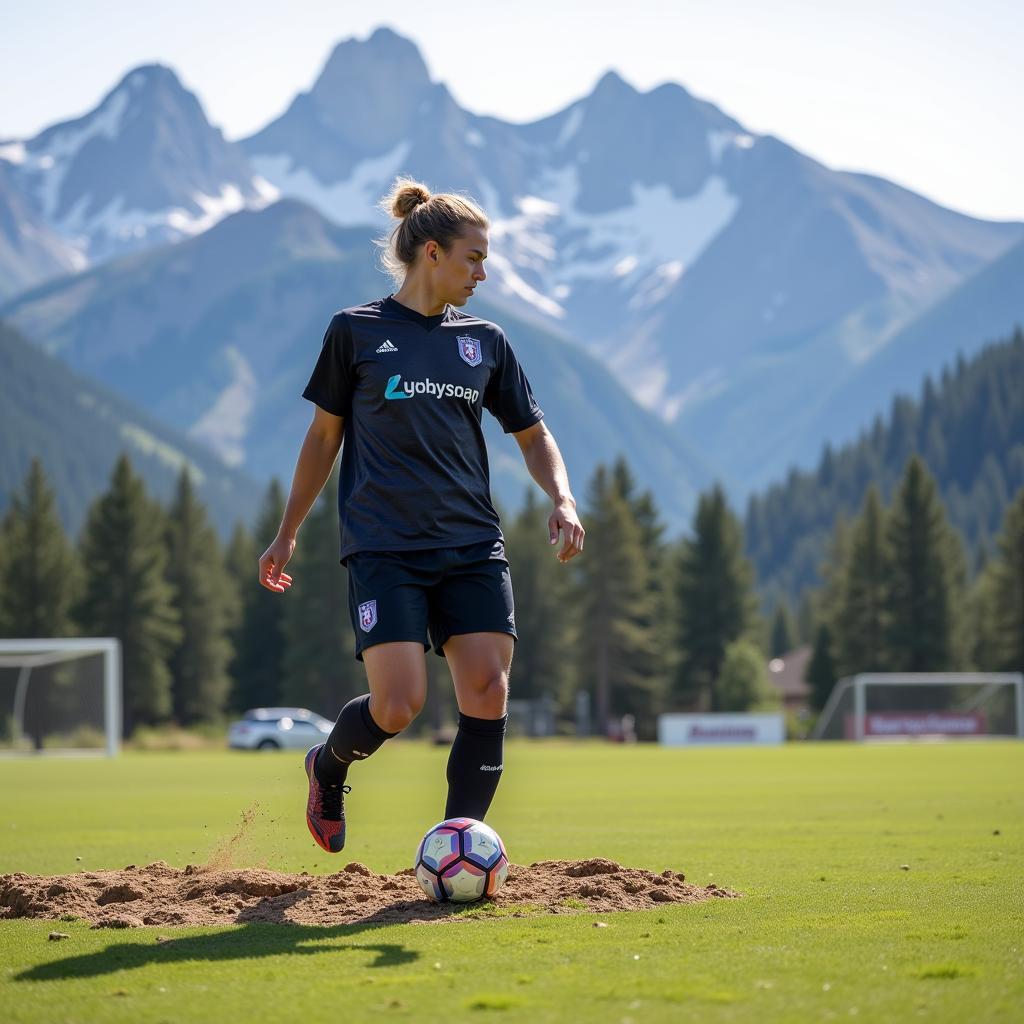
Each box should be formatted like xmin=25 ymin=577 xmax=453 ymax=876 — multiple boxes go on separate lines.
xmin=1 ymin=741 xmax=1022 ymax=1022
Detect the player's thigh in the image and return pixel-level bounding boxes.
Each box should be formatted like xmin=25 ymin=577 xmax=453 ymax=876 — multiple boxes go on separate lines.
xmin=443 ymin=632 xmax=514 ymax=717
xmin=428 ymin=542 xmax=517 ymax=658
xmin=347 ymin=553 xmax=432 ymax=662
xmin=362 ymin=642 xmax=429 ymax=724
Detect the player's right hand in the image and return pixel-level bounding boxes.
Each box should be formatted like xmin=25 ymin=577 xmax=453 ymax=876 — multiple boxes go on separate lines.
xmin=258 ymin=535 xmax=296 ymax=593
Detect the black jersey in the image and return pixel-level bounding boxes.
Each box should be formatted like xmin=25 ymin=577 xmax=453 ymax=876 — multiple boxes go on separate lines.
xmin=302 ymin=295 xmax=544 ymax=563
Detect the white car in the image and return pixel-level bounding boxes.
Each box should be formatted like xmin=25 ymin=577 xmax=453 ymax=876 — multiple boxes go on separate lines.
xmin=228 ymin=707 xmax=333 ymax=751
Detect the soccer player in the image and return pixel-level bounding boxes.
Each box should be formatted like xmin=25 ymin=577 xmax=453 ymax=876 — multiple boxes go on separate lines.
xmin=258 ymin=178 xmax=585 ymax=853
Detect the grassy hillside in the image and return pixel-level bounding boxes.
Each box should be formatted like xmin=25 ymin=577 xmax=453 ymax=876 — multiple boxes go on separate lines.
xmin=0 ymin=319 xmax=262 ymax=537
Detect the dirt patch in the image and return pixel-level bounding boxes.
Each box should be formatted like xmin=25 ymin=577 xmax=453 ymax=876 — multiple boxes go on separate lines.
xmin=0 ymin=859 xmax=738 ymax=928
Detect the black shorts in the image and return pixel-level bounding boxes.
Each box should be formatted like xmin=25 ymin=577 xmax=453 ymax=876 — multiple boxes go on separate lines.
xmin=346 ymin=539 xmax=516 ymax=661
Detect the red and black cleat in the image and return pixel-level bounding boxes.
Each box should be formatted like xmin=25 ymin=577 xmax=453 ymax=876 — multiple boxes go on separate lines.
xmin=304 ymin=744 xmax=349 ymax=853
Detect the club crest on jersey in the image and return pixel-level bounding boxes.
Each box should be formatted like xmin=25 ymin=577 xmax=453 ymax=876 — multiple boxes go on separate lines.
xmin=457 ymin=335 xmax=482 ymax=367
xmin=358 ymin=600 xmax=377 ymax=632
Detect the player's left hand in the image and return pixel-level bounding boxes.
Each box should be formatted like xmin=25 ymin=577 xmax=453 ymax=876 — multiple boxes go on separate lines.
xmin=548 ymin=500 xmax=585 ymax=563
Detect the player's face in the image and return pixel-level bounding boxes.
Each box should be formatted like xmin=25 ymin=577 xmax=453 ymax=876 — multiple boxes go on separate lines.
xmin=434 ymin=225 xmax=488 ymax=306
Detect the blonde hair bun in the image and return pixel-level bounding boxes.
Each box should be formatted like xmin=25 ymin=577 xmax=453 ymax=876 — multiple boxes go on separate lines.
xmin=376 ymin=176 xmax=488 ymax=284
xmin=388 ymin=178 xmax=432 ymax=219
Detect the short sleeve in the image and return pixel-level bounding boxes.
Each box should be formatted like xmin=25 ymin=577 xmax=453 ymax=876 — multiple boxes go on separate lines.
xmin=483 ymin=330 xmax=544 ymax=433
xmin=301 ymin=313 xmax=354 ymax=417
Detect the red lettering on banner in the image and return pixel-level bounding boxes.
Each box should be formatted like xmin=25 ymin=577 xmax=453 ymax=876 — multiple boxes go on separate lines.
xmin=843 ymin=712 xmax=987 ymax=739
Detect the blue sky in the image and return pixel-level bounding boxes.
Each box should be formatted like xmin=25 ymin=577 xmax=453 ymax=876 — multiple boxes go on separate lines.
xmin=3 ymin=0 xmax=1020 ymax=220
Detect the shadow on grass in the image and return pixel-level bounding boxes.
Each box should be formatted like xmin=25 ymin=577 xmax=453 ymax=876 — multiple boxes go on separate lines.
xmin=16 ymin=921 xmax=419 ymax=982
xmin=14 ymin=887 xmax=515 ymax=982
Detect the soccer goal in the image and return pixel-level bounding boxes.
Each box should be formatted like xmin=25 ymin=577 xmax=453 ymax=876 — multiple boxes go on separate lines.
xmin=812 ymin=673 xmax=1024 ymax=741
xmin=0 ymin=638 xmax=122 ymax=756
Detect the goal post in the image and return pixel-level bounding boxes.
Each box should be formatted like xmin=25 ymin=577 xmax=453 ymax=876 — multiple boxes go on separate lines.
xmin=813 ymin=673 xmax=1024 ymax=741
xmin=0 ymin=638 xmax=122 ymax=756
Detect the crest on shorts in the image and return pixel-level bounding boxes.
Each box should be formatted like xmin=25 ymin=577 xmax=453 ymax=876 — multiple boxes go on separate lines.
xmin=457 ymin=335 xmax=482 ymax=367
xmin=358 ymin=600 xmax=377 ymax=632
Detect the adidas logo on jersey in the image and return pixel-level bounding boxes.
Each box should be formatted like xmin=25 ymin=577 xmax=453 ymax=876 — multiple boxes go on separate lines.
xmin=376 ymin=339 xmax=398 ymax=353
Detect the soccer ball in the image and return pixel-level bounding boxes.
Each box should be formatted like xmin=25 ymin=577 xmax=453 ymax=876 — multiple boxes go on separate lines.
xmin=414 ymin=817 xmax=510 ymax=903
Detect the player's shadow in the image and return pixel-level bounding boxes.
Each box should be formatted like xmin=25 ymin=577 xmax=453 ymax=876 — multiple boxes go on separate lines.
xmin=15 ymin=887 xmax=489 ymax=983
xmin=16 ymin=921 xmax=419 ymax=982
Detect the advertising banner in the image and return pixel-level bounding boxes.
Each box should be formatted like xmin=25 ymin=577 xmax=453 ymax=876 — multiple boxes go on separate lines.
xmin=657 ymin=713 xmax=785 ymax=746
xmin=843 ymin=712 xmax=987 ymax=739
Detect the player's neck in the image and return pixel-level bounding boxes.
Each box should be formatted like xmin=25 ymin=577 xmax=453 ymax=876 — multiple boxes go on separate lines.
xmin=393 ymin=277 xmax=447 ymax=318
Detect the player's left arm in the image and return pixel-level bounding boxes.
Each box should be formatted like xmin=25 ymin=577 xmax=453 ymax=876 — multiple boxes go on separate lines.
xmin=513 ymin=421 xmax=585 ymax=563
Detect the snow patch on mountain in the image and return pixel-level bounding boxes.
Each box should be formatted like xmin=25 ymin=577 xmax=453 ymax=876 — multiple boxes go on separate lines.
xmin=557 ymin=107 xmax=584 ymax=147
xmin=484 ymin=168 xmax=739 ymax=324
xmin=629 ymin=260 xmax=684 ymax=309
xmin=0 ymin=142 xmax=27 ymax=164
xmin=545 ymin=168 xmax=739 ymax=278
xmin=29 ymin=89 xmax=131 ymax=220
xmin=251 ymin=141 xmax=410 ymax=225
xmin=252 ymin=177 xmax=280 ymax=204
xmin=57 ymin=182 xmax=259 ymax=251
xmin=486 ymin=249 xmax=567 ymax=318
xmin=614 ymin=255 xmax=638 ymax=277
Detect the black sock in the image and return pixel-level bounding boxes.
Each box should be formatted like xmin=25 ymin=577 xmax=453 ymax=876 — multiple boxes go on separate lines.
xmin=315 ymin=695 xmax=396 ymax=786
xmin=444 ymin=713 xmax=507 ymax=821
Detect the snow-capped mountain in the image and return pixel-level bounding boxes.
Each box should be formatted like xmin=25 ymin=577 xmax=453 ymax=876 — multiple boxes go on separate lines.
xmin=0 ymin=64 xmax=276 ymax=267
xmin=5 ymin=26 xmax=1021 ymax=493
xmin=241 ymin=28 xmax=1022 ymax=489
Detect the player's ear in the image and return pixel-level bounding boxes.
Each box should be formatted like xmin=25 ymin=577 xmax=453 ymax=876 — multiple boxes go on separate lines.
xmin=424 ymin=240 xmax=439 ymax=264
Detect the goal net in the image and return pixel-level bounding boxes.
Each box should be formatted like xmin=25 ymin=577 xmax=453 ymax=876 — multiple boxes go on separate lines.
xmin=0 ymin=638 xmax=121 ymax=756
xmin=812 ymin=673 xmax=1024 ymax=741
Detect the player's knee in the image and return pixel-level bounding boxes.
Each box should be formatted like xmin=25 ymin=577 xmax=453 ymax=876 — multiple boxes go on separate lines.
xmin=374 ymin=691 xmax=425 ymax=733
xmin=475 ymin=668 xmax=509 ymax=717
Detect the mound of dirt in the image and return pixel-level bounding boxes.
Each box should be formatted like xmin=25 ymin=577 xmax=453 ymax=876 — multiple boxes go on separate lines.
xmin=0 ymin=859 xmax=738 ymax=927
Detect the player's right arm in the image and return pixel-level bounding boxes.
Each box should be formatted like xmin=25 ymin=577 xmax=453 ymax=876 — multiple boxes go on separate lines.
xmin=258 ymin=405 xmax=345 ymax=592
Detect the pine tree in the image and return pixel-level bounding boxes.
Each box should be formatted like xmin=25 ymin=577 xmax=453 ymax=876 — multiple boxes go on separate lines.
xmin=817 ymin=516 xmax=850 ymax=631
xmin=796 ymin=591 xmax=816 ymax=645
xmin=576 ymin=465 xmax=659 ymax=735
xmin=834 ymin=485 xmax=890 ymax=676
xmin=674 ymin=485 xmax=758 ymax=711
xmin=988 ymin=487 xmax=1024 ymax=671
xmin=806 ymin=623 xmax=837 ymax=712
xmin=769 ymin=600 xmax=797 ymax=657
xmin=718 ymin=639 xmax=779 ymax=712
xmin=746 ymin=328 xmax=1024 ymax=602
xmin=0 ymin=458 xmax=80 ymax=638
xmin=0 ymin=459 xmax=83 ymax=747
xmin=964 ymin=563 xmax=1000 ymax=671
xmin=75 ymin=455 xmax=180 ymax=733
xmin=502 ymin=488 xmax=574 ymax=705
xmin=884 ymin=456 xmax=965 ymax=671
xmin=610 ymin=456 xmax=673 ymax=711
xmin=281 ymin=467 xmax=360 ymax=716
xmin=231 ymin=480 xmax=288 ymax=711
xmin=224 ymin=521 xmax=256 ymax=638
xmin=164 ymin=469 xmax=234 ymax=724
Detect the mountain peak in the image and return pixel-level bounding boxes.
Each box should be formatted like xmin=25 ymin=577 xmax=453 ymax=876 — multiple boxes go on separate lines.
xmin=592 ymin=69 xmax=637 ymax=100
xmin=106 ymin=63 xmax=193 ymax=108
xmin=279 ymin=27 xmax=434 ymax=154
xmin=366 ymin=25 xmax=414 ymax=50
xmin=314 ymin=26 xmax=432 ymax=102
